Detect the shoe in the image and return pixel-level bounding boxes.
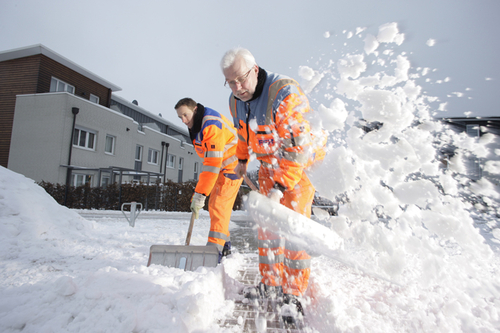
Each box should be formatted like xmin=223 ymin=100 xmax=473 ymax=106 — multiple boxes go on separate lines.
xmin=222 ymin=241 xmax=231 ymax=257
xmin=243 ymin=282 xmax=283 ymax=300
xmin=281 ymin=294 xmax=305 ymax=329
xmin=218 ymin=241 xmax=232 ymax=263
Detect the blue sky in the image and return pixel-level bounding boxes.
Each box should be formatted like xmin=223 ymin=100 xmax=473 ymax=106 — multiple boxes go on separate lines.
xmin=1 ymin=0 xmax=499 ymax=129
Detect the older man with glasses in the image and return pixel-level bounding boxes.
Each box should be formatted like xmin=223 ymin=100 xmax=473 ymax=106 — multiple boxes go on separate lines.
xmin=220 ymin=47 xmax=325 ymax=328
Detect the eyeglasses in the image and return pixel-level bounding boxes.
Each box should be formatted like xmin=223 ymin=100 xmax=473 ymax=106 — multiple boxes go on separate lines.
xmin=224 ymin=69 xmax=252 ymax=88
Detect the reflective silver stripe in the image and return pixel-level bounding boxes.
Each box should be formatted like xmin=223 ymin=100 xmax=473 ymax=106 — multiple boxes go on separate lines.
xmin=205 ymin=151 xmax=224 ymax=158
xmin=204 ymin=115 xmax=238 ymax=153
xmin=228 ymin=125 xmax=237 ymax=137
xmin=282 ymin=150 xmax=309 ymax=164
xmin=202 ymin=164 xmax=220 ymax=174
xmin=282 ymin=132 xmax=312 ymax=147
xmin=256 ymin=152 xmax=273 ymax=159
xmin=238 ymin=134 xmax=246 ymax=142
xmin=258 ymin=238 xmax=285 ymax=249
xmin=208 ymin=231 xmax=229 ymax=241
xmin=266 ymin=78 xmax=298 ymax=125
xmin=259 ymin=253 xmax=284 ymax=265
xmin=202 ymin=115 xmax=222 ymax=127
xmin=260 ymin=160 xmax=278 ymax=169
xmin=221 ymin=155 xmax=237 ymax=168
xmin=229 ymin=95 xmax=237 ymax=120
xmin=207 ymin=241 xmax=223 ymax=252
xmin=222 ymin=116 xmax=238 ymax=137
xmin=224 ymin=136 xmax=238 ymax=152
xmin=284 ymin=257 xmax=311 ymax=270
xmin=282 ymin=138 xmax=293 ymax=148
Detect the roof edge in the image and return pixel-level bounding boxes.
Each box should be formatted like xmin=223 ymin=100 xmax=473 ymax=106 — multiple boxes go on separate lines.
xmin=0 ymin=44 xmax=122 ymax=92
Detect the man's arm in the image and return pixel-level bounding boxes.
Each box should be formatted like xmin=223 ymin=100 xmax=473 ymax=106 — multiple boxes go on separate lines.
xmin=194 ymin=124 xmax=225 ymax=196
xmin=272 ymin=92 xmax=313 ymax=190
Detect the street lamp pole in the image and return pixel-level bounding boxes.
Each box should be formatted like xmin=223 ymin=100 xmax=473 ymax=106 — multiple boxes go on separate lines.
xmin=64 ymin=107 xmax=79 ymax=206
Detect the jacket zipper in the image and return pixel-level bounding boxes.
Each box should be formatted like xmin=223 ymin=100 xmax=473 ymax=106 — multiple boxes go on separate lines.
xmin=245 ymin=102 xmax=251 ymax=144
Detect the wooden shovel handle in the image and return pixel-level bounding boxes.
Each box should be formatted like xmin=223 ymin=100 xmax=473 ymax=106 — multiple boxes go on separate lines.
xmin=185 ymin=212 xmax=196 ymax=245
xmin=185 ymin=175 xmax=255 ymax=246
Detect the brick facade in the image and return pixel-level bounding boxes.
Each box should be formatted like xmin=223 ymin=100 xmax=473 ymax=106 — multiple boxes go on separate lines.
xmin=0 ymin=53 xmax=112 ymax=167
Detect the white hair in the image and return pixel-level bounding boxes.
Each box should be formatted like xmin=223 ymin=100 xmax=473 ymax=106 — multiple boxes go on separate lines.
xmin=220 ymin=47 xmax=257 ymax=71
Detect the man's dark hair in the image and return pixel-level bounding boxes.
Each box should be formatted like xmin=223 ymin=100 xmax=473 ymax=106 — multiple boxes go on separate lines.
xmin=175 ymin=97 xmax=197 ymax=110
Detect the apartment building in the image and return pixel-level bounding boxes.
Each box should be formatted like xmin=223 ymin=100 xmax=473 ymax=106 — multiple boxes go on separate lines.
xmin=0 ymin=44 xmax=202 ymax=186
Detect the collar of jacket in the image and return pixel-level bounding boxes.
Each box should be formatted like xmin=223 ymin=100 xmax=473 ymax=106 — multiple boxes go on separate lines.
xmin=189 ymin=103 xmax=205 ymax=141
xmin=234 ymin=67 xmax=267 ymax=102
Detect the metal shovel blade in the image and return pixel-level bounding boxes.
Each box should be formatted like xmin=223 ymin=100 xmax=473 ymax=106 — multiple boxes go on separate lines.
xmin=147 ymin=245 xmax=219 ymax=271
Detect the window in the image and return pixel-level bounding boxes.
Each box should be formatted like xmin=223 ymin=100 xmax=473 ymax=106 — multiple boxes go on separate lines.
xmin=167 ymin=154 xmax=176 ymax=168
xmin=101 ymin=176 xmax=110 ymax=188
xmin=73 ymin=128 xmax=96 ymax=150
xmin=72 ymin=174 xmax=92 ymax=187
xmin=134 ymin=145 xmax=143 ymax=176
xmin=90 ymin=94 xmax=100 ymax=104
xmin=194 ymin=162 xmax=198 ymax=180
xmin=50 ymin=77 xmax=75 ymax=94
xmin=105 ymin=135 xmax=115 ymax=154
xmin=466 ymin=124 xmax=480 ymax=138
xmin=179 ymin=157 xmax=184 ymax=170
xmin=135 ymin=145 xmax=143 ymax=161
xmin=148 ymin=148 xmax=160 ymax=165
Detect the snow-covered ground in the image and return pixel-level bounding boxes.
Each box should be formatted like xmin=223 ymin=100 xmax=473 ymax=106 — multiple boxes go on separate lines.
xmin=0 ymin=165 xmax=499 ymax=332
xmin=1 ymin=22 xmax=500 ymax=332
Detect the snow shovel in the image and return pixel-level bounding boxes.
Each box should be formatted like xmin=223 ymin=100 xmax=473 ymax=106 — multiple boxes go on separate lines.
xmin=146 ymin=212 xmax=219 ymax=271
xmin=245 ymin=191 xmax=402 ymax=286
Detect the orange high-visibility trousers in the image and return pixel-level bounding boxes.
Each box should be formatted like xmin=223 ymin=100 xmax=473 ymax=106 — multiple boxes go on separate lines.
xmin=206 ymin=173 xmax=243 ymax=251
xmin=258 ymin=167 xmax=315 ymax=297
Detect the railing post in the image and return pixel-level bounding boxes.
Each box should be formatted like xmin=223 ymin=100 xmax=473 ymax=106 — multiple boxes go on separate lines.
xmin=121 ymin=201 xmax=142 ymax=227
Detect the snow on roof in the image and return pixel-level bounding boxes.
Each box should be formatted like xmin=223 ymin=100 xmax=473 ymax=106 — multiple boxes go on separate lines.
xmin=0 ymin=44 xmax=122 ymax=92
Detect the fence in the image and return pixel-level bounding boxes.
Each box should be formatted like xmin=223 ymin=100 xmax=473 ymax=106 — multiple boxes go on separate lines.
xmin=38 ymin=180 xmax=243 ymax=212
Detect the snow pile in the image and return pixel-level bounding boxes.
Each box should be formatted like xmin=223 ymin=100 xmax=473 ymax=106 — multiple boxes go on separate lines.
xmin=0 ymin=167 xmax=93 ymax=243
xmin=0 ymin=166 xmax=234 ymax=332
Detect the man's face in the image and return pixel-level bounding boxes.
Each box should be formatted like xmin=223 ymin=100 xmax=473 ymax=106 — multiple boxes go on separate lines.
xmin=223 ymin=57 xmax=258 ymax=102
xmin=176 ymin=105 xmax=196 ymax=129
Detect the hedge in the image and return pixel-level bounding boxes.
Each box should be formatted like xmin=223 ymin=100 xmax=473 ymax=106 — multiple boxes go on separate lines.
xmin=38 ymin=180 xmax=244 ymax=212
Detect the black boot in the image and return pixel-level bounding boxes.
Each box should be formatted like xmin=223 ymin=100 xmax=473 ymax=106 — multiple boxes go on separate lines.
xmin=222 ymin=241 xmax=231 ymax=257
xmin=218 ymin=241 xmax=232 ymax=263
xmin=281 ymin=294 xmax=305 ymax=329
xmin=243 ymin=282 xmax=283 ymax=300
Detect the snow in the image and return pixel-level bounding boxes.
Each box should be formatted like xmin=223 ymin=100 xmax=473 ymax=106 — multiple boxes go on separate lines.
xmin=427 ymin=39 xmax=437 ymax=47
xmin=0 ymin=168 xmax=234 ymax=332
xmin=1 ymin=22 xmax=500 ymax=332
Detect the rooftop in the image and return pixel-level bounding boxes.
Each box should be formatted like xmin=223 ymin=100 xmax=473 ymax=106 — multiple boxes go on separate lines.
xmin=0 ymin=44 xmax=122 ymax=92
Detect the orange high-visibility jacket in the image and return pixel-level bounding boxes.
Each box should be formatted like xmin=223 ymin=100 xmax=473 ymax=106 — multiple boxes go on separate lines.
xmin=192 ymin=106 xmax=238 ymax=196
xmin=229 ymin=69 xmax=325 ymax=190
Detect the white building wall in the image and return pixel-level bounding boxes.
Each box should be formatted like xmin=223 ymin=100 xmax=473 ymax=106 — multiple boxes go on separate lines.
xmin=8 ymin=92 xmax=202 ymax=185
xmin=9 ymin=93 xmax=73 ymax=184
